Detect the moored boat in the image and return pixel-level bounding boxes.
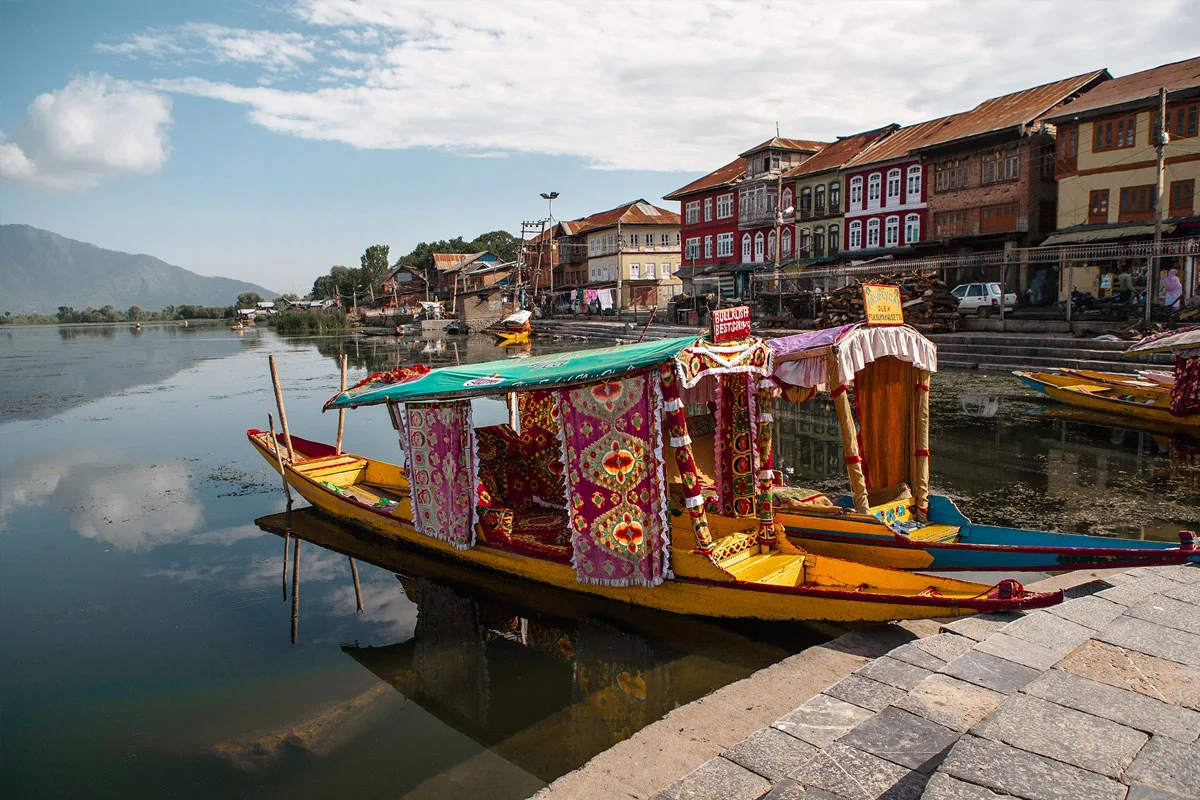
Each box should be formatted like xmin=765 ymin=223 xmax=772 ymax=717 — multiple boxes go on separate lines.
xmin=488 ymin=310 xmax=533 ymax=345
xmin=761 ymin=320 xmax=1198 ymax=571
xmin=249 ymin=323 xmax=1059 ymax=622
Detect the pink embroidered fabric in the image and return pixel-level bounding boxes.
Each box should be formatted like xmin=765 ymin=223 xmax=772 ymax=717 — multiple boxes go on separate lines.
xmin=405 ymin=401 xmax=477 ymax=550
xmin=558 ymin=374 xmax=671 ymax=587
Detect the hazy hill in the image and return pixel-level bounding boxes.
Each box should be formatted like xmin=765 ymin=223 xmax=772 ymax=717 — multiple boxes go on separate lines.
xmin=0 ymin=225 xmax=275 ymax=314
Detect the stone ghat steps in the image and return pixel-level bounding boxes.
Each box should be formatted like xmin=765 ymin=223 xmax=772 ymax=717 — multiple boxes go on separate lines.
xmin=931 ymin=334 xmax=1174 ymax=374
xmin=652 ymin=563 xmax=1200 ymax=800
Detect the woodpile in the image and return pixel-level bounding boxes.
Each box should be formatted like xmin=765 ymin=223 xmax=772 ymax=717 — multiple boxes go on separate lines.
xmin=816 ymin=273 xmax=962 ymax=333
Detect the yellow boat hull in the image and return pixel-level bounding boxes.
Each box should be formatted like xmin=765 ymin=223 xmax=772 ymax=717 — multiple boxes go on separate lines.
xmin=248 ymin=431 xmax=1060 ymax=622
xmin=1015 ymin=370 xmax=1199 ymax=434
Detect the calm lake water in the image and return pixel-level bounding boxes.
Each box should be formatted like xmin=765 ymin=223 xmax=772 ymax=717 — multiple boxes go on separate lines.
xmin=1 ymin=323 xmax=1197 ymax=799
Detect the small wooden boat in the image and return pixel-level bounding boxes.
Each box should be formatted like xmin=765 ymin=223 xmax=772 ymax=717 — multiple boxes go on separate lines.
xmin=250 ymin=325 xmax=1059 ymax=622
xmin=488 ymin=310 xmax=533 ymax=345
xmin=1014 ymin=367 xmax=1200 ymax=436
xmin=764 ymin=322 xmax=1198 ymax=571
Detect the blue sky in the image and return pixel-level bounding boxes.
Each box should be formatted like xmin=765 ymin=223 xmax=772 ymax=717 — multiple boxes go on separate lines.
xmin=2 ymin=0 xmax=1197 ymax=295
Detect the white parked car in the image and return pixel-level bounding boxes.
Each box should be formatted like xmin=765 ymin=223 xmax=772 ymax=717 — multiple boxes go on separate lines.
xmin=951 ymin=282 xmax=1018 ymax=317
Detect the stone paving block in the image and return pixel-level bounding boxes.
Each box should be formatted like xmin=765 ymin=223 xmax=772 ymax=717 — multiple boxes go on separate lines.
xmin=1062 ymin=579 xmax=1111 ymax=599
xmin=876 ymin=769 xmax=927 ymax=800
xmin=970 ymin=693 xmax=1147 ymax=777
xmin=912 ymin=632 xmax=976 ymax=663
xmin=1123 ymin=735 xmax=1200 ymax=799
xmin=940 ymin=649 xmax=1040 ymax=695
xmin=1097 ymin=615 xmax=1200 ymax=668
xmin=658 ymin=755 xmax=773 ymax=800
xmin=838 ymin=707 xmax=959 ymax=773
xmin=1100 ymin=571 xmax=1140 ymax=585
xmin=1152 ymin=563 xmax=1200 ymax=584
xmin=1127 ymin=594 xmax=1200 ymax=634
xmin=973 ymin=632 xmax=1068 ymax=671
xmin=940 ymin=734 xmax=1128 ymax=800
xmin=885 ymin=641 xmax=946 ymax=671
xmin=1164 ymin=581 xmax=1200 ymax=604
xmin=1024 ymin=666 xmax=1200 ymax=740
xmin=773 ymin=693 xmax=875 ymax=749
xmin=921 ymin=773 xmax=1008 ymax=799
xmin=940 ymin=613 xmax=1020 ymax=642
xmin=722 ymin=726 xmax=818 ymax=782
xmin=895 ymin=673 xmax=1005 ymax=732
xmin=824 ymin=674 xmax=907 ymax=713
xmin=787 ymin=742 xmax=915 ymax=800
xmin=1002 ymin=610 xmax=1094 ymax=650
xmin=1097 ymin=575 xmax=1180 ymax=606
xmin=760 ymin=778 xmax=848 ymax=799
xmin=1057 ymin=639 xmax=1200 ymax=711
xmin=1045 ymin=593 xmax=1125 ymax=630
xmin=1126 ymin=786 xmax=1194 ymax=800
xmin=854 ymin=655 xmax=931 ymax=691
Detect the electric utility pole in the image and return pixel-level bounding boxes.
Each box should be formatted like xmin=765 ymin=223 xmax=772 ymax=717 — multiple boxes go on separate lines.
xmin=1147 ymin=86 xmax=1167 ymax=323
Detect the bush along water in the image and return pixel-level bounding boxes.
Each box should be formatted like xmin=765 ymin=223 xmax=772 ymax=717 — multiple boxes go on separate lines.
xmin=269 ymin=308 xmax=349 ymax=335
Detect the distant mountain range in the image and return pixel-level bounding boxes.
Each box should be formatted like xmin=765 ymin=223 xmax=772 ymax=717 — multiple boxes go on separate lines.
xmin=0 ymin=225 xmax=275 ymax=314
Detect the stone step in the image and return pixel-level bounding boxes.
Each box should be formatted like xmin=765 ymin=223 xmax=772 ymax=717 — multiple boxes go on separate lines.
xmin=931 ymin=333 xmax=1136 ymax=351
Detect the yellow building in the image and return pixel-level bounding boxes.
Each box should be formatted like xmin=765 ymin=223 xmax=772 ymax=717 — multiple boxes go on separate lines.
xmin=579 ymin=200 xmax=682 ymax=310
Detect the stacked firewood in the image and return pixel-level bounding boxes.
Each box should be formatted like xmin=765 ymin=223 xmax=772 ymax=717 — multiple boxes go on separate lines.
xmin=816 ymin=273 xmax=962 ymax=333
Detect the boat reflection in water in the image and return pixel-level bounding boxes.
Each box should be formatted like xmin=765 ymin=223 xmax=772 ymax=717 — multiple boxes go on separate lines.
xmin=255 ymin=509 xmax=832 ymax=784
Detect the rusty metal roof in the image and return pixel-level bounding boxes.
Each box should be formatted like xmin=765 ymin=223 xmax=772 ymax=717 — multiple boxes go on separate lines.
xmin=783 ymin=125 xmax=900 ymax=177
xmin=1044 ymin=57 xmax=1200 ymax=122
xmin=664 ymin=158 xmax=746 ymax=200
xmin=914 ymin=70 xmax=1109 ymax=150
xmin=559 ymin=200 xmax=681 ymax=237
xmin=432 ymin=252 xmax=489 ymax=273
xmin=739 ymin=136 xmax=828 ymax=157
xmin=843 ymin=115 xmax=962 ymax=168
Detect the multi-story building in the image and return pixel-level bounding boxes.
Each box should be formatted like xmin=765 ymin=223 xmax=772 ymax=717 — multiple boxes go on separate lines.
xmin=787 ymin=125 xmax=898 ymax=268
xmin=735 ymin=138 xmax=826 ymax=278
xmin=663 ymin=158 xmax=745 ymax=293
xmin=841 ymin=117 xmax=955 ymax=258
xmin=914 ymin=70 xmax=1109 ymax=274
xmin=555 ymin=200 xmax=681 ymax=309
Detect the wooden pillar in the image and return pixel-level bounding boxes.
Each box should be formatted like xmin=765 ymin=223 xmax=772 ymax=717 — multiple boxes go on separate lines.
xmin=828 ymin=350 xmax=869 ymax=513
xmin=913 ymin=369 xmax=932 ymax=521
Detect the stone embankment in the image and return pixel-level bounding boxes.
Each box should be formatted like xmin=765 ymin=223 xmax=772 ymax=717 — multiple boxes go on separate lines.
xmin=533 ymin=564 xmax=1200 ymax=800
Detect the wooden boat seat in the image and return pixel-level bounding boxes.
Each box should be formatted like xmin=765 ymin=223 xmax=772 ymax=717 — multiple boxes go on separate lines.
xmin=724 ymin=553 xmax=807 ymax=587
xmin=900 ymin=523 xmax=961 ymax=543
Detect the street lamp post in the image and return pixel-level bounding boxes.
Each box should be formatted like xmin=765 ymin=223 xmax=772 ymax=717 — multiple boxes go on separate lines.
xmin=541 ymin=192 xmax=559 ymax=305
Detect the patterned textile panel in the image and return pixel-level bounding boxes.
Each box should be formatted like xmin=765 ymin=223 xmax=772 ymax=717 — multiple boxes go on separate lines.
xmin=1172 ymin=354 xmax=1200 ymax=417
xmin=405 ymin=402 xmax=477 ymax=550
xmin=516 ymin=390 xmax=567 ymax=505
xmin=558 ymin=373 xmax=671 ymax=587
xmin=715 ymin=372 xmax=756 ymax=517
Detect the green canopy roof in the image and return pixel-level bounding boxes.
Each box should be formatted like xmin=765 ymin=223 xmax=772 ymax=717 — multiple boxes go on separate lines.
xmin=326 ymin=335 xmax=700 ymax=409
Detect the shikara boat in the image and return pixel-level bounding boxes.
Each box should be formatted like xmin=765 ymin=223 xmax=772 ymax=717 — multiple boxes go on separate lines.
xmin=764 ymin=323 xmax=1198 ymax=572
xmin=1014 ymin=328 xmax=1200 ymax=436
xmin=249 ymin=326 xmax=1059 ymax=622
xmin=488 ymin=310 xmax=533 ymax=345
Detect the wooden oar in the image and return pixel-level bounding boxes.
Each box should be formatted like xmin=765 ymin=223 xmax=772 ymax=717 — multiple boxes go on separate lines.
xmin=290 ymin=537 xmax=301 ymax=644
xmin=335 ymin=354 xmax=348 ymax=455
xmin=349 ymin=557 xmax=364 ymax=614
xmin=268 ymin=354 xmax=295 ymax=461
xmin=267 ymin=413 xmax=293 ymax=505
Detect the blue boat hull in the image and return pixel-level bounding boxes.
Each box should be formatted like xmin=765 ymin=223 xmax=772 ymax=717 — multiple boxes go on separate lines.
xmin=784 ymin=494 xmax=1198 ymax=572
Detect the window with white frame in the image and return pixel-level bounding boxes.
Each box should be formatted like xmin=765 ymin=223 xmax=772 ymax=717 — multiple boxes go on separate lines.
xmin=685 ymin=201 xmax=700 ymax=224
xmin=717 ymin=232 xmax=734 ymax=257
xmin=753 ymin=232 xmax=765 ymax=262
xmin=685 ymin=237 xmax=700 ymax=260
xmin=906 ymin=165 xmax=921 ymax=199
xmin=885 ymin=216 xmax=899 ymax=247
xmin=782 ymin=188 xmax=793 ymax=214
xmin=630 ymin=263 xmax=640 ymax=279
xmin=815 ymin=184 xmax=826 ymax=214
xmin=767 ymin=231 xmax=777 ymax=259
xmin=850 ymin=176 xmax=863 ymax=208
xmin=716 ymin=193 xmax=734 ymax=219
xmin=866 ymin=218 xmax=881 ymax=248
xmin=904 ymin=213 xmax=920 ymax=245
xmin=645 ymin=263 xmax=656 ymax=279
xmin=661 ymin=233 xmax=670 ymax=247
xmin=703 ymin=198 xmax=713 ymax=221
xmin=675 ymin=232 xmax=681 ymax=246
xmin=742 ymin=234 xmax=752 ymax=262
xmin=848 ymin=221 xmax=862 ymax=249
xmin=829 ymin=182 xmax=841 ymax=212
xmin=813 ymin=226 xmax=825 ymax=256
xmin=867 ymin=173 xmax=882 ymax=205
xmin=704 ymin=236 xmax=713 ymax=259
xmin=886 ymin=169 xmax=901 ymax=203
xmin=663 ymin=262 xmax=672 ymax=276
xmin=782 ymin=229 xmax=792 ymax=255
xmin=828 ymin=224 xmax=840 ymax=254
xmin=629 ymin=232 xmax=639 ymax=247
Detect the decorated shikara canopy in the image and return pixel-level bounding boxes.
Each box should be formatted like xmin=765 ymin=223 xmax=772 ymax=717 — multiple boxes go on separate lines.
xmin=769 ymin=323 xmax=938 ymax=388
xmin=325 ymin=335 xmax=700 ymax=408
xmin=1124 ymin=326 xmax=1200 ymax=357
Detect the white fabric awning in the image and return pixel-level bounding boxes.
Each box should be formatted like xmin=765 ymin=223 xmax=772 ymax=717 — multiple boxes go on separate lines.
xmin=771 ymin=324 xmax=938 ymax=388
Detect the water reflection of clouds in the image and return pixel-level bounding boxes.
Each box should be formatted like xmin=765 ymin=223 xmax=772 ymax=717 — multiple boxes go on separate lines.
xmin=0 ymin=450 xmax=204 ymax=548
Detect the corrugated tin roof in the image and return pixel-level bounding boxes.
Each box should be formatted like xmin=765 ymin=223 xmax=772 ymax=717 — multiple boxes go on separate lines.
xmin=561 ymin=200 xmax=681 ymax=236
xmin=432 ymin=251 xmax=488 ymax=273
xmin=783 ymin=125 xmax=900 ymax=177
xmin=915 ymin=70 xmax=1109 ymax=150
xmin=843 ymin=115 xmax=962 ymax=168
xmin=1044 ymin=57 xmax=1200 ymax=122
xmin=739 ymin=136 xmax=828 ymax=157
xmin=664 ymin=158 xmax=746 ymax=200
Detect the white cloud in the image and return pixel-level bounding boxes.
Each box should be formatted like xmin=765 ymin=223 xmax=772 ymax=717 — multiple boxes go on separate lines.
xmin=97 ymin=23 xmax=318 ymax=72
xmin=0 ymin=75 xmax=171 ymax=190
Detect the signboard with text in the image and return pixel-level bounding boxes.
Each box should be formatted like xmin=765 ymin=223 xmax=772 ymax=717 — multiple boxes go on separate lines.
xmin=862 ymin=284 xmax=904 ymax=325
xmin=711 ymin=305 xmax=752 ymax=343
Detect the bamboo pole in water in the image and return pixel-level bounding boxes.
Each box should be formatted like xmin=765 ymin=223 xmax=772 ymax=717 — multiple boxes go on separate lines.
xmin=335 ymin=354 xmax=348 ymax=455
xmin=349 ymin=558 xmax=364 ymax=614
xmin=282 ymin=531 xmax=290 ymax=601
xmin=290 ymin=537 xmax=301 ymax=644
xmin=268 ymin=354 xmax=295 ymax=462
xmin=268 ymin=413 xmax=293 ymax=505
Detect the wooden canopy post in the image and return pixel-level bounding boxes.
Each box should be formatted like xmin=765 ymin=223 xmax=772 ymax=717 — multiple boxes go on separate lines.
xmin=913 ymin=369 xmax=932 ymax=520
xmin=658 ymin=363 xmax=714 ymax=552
xmin=755 ymin=378 xmax=777 ymax=553
xmin=268 ymin=354 xmax=295 ymax=462
xmin=828 ymin=350 xmax=870 ymax=513
xmin=335 ymin=354 xmax=348 ymax=455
